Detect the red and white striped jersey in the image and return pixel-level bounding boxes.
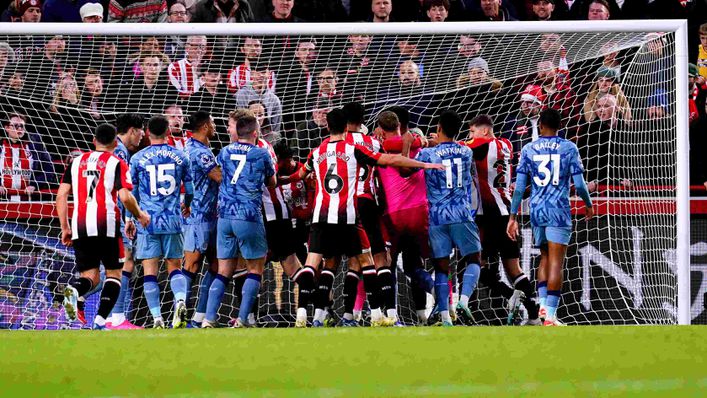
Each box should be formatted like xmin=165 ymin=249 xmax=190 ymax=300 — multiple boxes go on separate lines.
xmin=305 ymin=140 xmax=381 ymax=225
xmin=167 ymin=130 xmax=193 ymax=151
xmin=1 ymin=139 xmax=33 ymax=190
xmin=281 ymin=161 xmax=314 ymax=221
xmin=346 ymin=132 xmax=381 ymax=201
xmin=227 ymin=64 xmax=276 ymax=93
xmin=462 ymin=137 xmax=513 ymax=217
xmin=61 ymin=151 xmax=132 ymax=240
xmin=167 ymin=59 xmax=202 ymax=96
xmin=257 ymin=138 xmax=289 ymax=221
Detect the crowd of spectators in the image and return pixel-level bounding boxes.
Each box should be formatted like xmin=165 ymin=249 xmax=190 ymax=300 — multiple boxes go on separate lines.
xmin=0 ymin=0 xmax=705 ymax=201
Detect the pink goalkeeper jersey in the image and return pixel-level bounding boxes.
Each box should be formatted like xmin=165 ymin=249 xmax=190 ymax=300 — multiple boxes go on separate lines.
xmin=377 ymin=137 xmax=427 ymax=216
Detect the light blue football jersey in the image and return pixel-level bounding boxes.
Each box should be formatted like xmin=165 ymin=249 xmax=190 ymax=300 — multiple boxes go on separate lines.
xmin=516 ymin=136 xmax=585 ymax=227
xmin=416 ymin=142 xmax=479 ymax=226
xmin=184 ymin=138 xmax=218 ymax=224
xmin=217 ymin=142 xmax=274 ymax=222
xmin=130 ymin=143 xmax=191 ymax=234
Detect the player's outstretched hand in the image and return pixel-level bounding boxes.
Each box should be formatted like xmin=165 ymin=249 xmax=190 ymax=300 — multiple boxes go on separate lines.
xmin=137 ymin=211 xmax=151 ymax=228
xmin=506 ymin=218 xmax=519 ymax=241
xmin=61 ymin=227 xmax=72 ymax=247
xmin=584 ymin=205 xmax=594 ymax=221
xmin=424 ymin=162 xmax=446 ymax=171
xmin=125 ymin=220 xmax=136 ymax=240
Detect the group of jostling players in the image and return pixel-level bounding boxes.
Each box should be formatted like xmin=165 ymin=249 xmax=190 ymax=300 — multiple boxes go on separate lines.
xmin=56 ymin=102 xmax=593 ymax=330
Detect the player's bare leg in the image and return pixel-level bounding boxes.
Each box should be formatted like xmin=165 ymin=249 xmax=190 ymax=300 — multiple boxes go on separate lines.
xmin=544 ymin=242 xmax=567 ymax=326
xmin=313 ymin=256 xmax=339 ymax=327
xmin=233 ymin=257 xmax=266 ymax=328
xmin=537 ymin=248 xmax=549 ymax=321
xmin=201 ymin=258 xmax=236 ymax=328
xmin=433 ymin=257 xmax=453 ymax=326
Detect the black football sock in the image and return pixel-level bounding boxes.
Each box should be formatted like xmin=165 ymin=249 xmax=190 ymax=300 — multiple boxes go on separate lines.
xmin=362 ymin=266 xmax=381 ymax=310
xmin=96 ymin=278 xmax=121 ymax=321
xmin=376 ymin=266 xmax=396 ymax=311
xmin=343 ymin=271 xmax=360 ymax=318
xmin=71 ymin=277 xmax=94 ymax=298
xmin=314 ymin=269 xmax=335 ymax=311
xmin=293 ymin=266 xmax=316 ymax=308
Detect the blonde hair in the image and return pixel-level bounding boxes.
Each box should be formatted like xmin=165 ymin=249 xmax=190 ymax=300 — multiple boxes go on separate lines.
xmin=583 ymin=81 xmax=632 ymax=123
xmin=50 ymin=72 xmax=80 ymax=113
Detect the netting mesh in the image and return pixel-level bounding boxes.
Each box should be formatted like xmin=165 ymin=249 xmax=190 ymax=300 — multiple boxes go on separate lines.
xmin=0 ymin=27 xmax=681 ymax=328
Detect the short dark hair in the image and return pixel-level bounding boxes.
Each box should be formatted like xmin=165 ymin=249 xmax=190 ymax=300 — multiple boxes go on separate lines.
xmin=95 ymin=123 xmax=117 ymax=145
xmin=589 ymin=0 xmax=610 ymax=9
xmin=4 ymin=112 xmax=26 ymax=126
xmin=437 ymin=110 xmax=462 ymax=138
xmin=326 ymin=108 xmax=347 ymax=134
xmin=249 ymin=58 xmax=270 ymax=73
xmin=115 ymin=113 xmax=143 ymax=135
xmin=377 ymin=111 xmax=400 ymax=132
xmin=342 ymin=102 xmax=365 ymax=125
xmin=423 ymin=0 xmax=450 ymax=11
xmin=273 ymin=141 xmax=293 ymax=160
xmin=539 ymin=108 xmax=562 ymax=131
xmin=469 ymin=114 xmax=494 ymax=128
xmin=386 ymin=106 xmax=410 ymax=129
xmin=190 ymin=110 xmax=212 ymax=132
xmin=147 ymin=115 xmax=169 ymax=138
xmin=236 ymin=114 xmax=258 ymax=138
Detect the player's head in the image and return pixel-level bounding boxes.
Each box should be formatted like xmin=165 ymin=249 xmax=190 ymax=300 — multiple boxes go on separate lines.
xmin=437 ymin=109 xmax=462 ymax=140
xmin=115 ymin=113 xmax=144 ymax=151
xmin=191 ymin=110 xmax=215 ymax=139
xmin=325 ymin=108 xmax=347 ymax=135
xmin=273 ymin=141 xmax=296 ymax=172
xmin=539 ymin=108 xmax=561 ymax=135
xmin=94 ymin=123 xmax=117 ymax=150
xmin=236 ymin=114 xmax=259 ymax=141
xmin=147 ymin=115 xmax=170 ymax=139
xmin=469 ymin=114 xmax=495 ymax=139
xmin=386 ymin=105 xmax=410 ymax=131
xmin=228 ymin=108 xmax=253 ymax=143
xmin=342 ymin=102 xmax=365 ymax=129
xmin=377 ymin=111 xmax=400 ymax=134
xmin=164 ymin=104 xmax=185 ymax=134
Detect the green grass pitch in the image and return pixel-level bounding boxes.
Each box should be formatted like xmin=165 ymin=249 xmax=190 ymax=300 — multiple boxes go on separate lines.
xmin=1 ymin=326 xmax=705 ymax=397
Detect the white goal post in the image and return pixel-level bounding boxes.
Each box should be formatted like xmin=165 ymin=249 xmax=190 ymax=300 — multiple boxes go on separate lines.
xmin=0 ymin=20 xmax=690 ymax=327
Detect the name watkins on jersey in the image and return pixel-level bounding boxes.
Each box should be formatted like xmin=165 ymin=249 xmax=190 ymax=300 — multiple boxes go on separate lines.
xmin=434 ymin=146 xmax=467 ymax=157
xmin=315 ymin=150 xmax=350 ymax=164
xmin=138 ymin=149 xmax=185 ymax=166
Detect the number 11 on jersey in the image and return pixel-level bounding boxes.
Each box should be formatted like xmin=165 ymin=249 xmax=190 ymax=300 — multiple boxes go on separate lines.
xmin=442 ymin=157 xmax=463 ymax=188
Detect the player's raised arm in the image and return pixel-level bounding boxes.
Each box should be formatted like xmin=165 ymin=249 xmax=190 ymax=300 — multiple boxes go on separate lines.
xmin=117 ymin=188 xmax=150 ymax=228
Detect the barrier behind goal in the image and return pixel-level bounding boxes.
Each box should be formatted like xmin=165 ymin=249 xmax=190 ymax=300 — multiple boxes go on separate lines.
xmin=0 ymin=22 xmax=690 ymax=328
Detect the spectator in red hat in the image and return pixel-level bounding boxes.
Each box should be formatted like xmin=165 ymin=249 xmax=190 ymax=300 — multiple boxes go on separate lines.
xmin=16 ymin=0 xmax=42 ymax=21
xmin=501 ymin=84 xmax=546 ymax=158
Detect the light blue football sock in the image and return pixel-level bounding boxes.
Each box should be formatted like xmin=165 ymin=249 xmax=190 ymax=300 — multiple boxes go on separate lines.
xmin=111 ymin=270 xmax=131 ymax=316
xmin=169 ymin=269 xmax=187 ymax=303
xmin=195 ymin=270 xmax=216 ymax=315
xmin=238 ymin=274 xmax=262 ymax=322
xmin=205 ymin=274 xmax=229 ymax=323
xmin=434 ymin=270 xmax=449 ymax=312
xmin=460 ymin=263 xmax=481 ymax=299
xmin=143 ymin=275 xmax=161 ymax=320
xmin=546 ymin=290 xmax=561 ymax=320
